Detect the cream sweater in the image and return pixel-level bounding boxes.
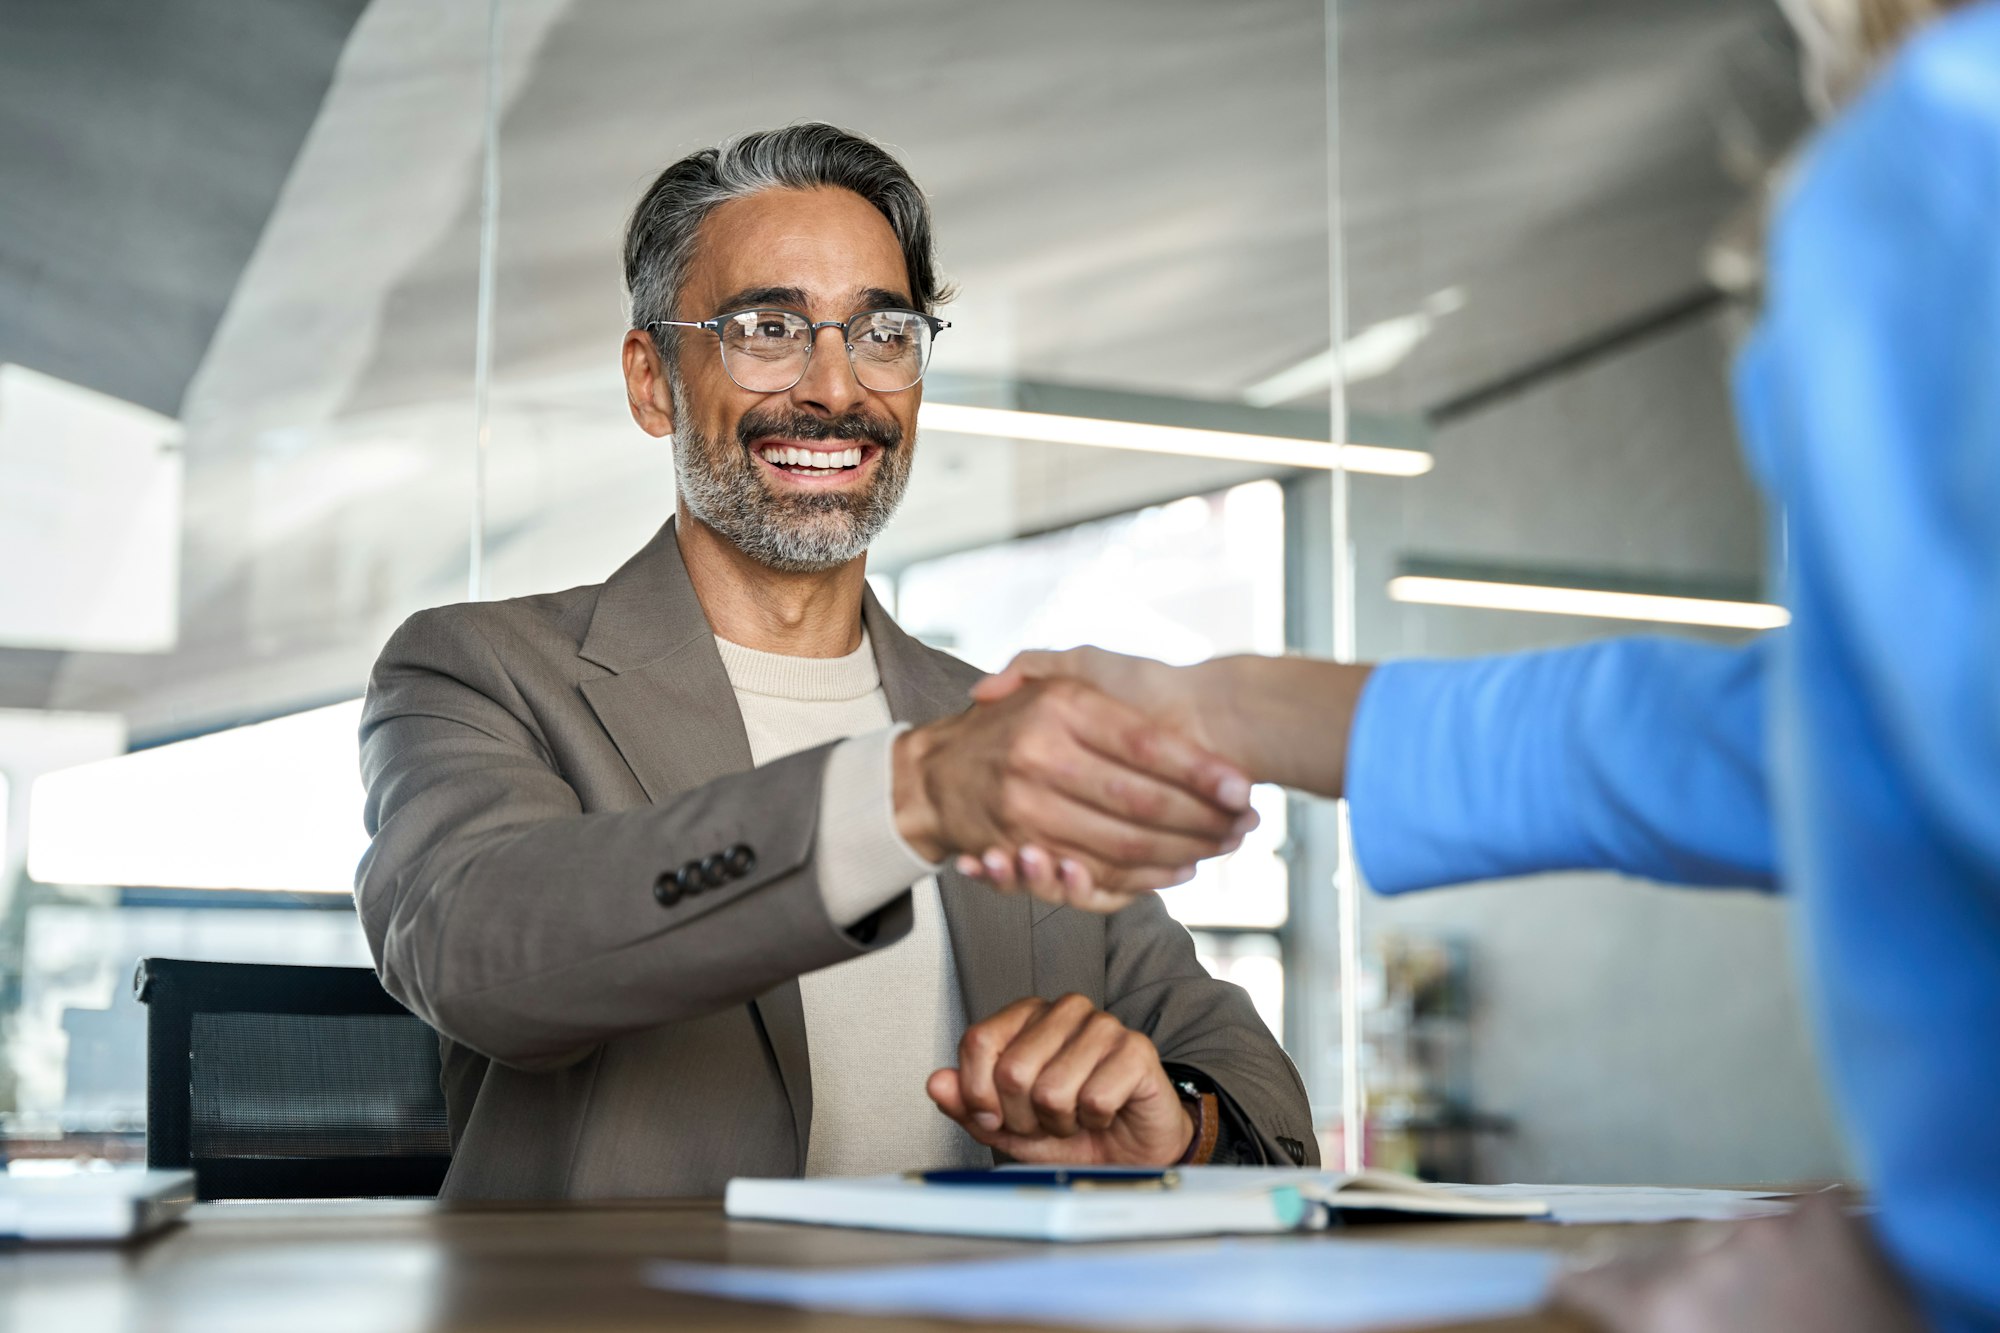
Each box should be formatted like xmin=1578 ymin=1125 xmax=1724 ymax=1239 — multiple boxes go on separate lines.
xmin=714 ymin=632 xmax=988 ymax=1176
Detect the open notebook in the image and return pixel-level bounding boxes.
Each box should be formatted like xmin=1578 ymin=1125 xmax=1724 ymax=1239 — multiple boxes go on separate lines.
xmin=726 ymin=1166 xmax=1549 ymax=1242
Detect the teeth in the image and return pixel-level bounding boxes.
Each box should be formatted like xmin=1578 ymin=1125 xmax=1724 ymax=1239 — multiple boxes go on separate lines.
xmin=763 ymin=445 xmax=864 ymax=470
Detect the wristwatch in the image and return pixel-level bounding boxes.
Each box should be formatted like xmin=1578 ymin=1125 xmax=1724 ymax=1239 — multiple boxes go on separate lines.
xmin=1170 ymin=1072 xmax=1221 ymax=1166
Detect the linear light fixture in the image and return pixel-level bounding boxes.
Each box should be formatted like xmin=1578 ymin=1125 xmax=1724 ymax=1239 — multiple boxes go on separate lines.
xmin=1388 ymin=574 xmax=1789 ymax=630
xmin=918 ymin=401 xmax=1433 ymax=477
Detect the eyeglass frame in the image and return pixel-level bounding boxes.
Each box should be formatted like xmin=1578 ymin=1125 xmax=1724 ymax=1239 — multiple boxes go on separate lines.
xmin=646 ymin=306 xmax=952 ymax=394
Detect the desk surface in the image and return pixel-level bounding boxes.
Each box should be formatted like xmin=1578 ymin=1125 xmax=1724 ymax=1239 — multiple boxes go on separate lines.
xmin=0 ymin=1197 xmax=1662 ymax=1332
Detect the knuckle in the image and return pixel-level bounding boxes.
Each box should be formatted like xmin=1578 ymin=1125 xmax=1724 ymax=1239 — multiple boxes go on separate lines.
xmin=1125 ymin=725 xmax=1161 ymax=765
xmin=1054 ymin=993 xmax=1095 ymax=1018
xmin=994 ymin=1058 xmax=1032 ymax=1094
xmin=961 ymin=1028 xmax=996 ymax=1060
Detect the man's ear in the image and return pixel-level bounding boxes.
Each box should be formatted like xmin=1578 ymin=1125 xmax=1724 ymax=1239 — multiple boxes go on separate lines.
xmin=621 ymin=329 xmax=677 ymax=439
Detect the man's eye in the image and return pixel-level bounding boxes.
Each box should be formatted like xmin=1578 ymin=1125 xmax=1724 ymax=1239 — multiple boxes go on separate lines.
xmin=752 ymin=321 xmax=793 ymax=339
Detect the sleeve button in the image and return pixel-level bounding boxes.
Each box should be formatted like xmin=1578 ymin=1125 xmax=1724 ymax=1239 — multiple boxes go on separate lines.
xmin=699 ymin=854 xmax=730 ymax=887
xmin=652 ymin=872 xmax=683 ymax=907
xmin=725 ymin=843 xmax=756 ymax=878
xmin=675 ymin=862 xmax=705 ymax=896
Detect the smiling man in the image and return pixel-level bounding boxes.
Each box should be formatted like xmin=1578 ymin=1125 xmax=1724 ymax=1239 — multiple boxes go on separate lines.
xmin=355 ymin=123 xmax=1314 ymax=1197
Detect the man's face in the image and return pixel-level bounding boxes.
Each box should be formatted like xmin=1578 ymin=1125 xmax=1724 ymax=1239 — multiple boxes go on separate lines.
xmin=665 ymin=186 xmax=922 ymax=573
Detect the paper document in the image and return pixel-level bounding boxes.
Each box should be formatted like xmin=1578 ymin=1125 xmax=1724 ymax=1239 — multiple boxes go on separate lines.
xmin=651 ymin=1237 xmax=1557 ymax=1331
xmin=1440 ymin=1183 xmax=1794 ymax=1225
xmin=725 ymin=1166 xmax=1546 ymax=1241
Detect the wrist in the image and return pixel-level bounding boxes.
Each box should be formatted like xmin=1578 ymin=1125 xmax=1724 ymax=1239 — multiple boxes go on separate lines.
xmin=1195 ymin=658 xmax=1260 ymax=779
xmin=891 ymin=724 xmax=948 ymax=863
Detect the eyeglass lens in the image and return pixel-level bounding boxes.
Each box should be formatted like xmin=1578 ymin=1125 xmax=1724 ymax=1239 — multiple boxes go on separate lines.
xmin=716 ymin=309 xmax=934 ymax=393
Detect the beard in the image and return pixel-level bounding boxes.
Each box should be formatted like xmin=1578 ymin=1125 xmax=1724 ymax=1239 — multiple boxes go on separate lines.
xmin=669 ymin=372 xmax=914 ymax=574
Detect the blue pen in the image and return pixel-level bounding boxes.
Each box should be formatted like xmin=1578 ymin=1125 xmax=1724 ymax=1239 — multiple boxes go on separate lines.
xmin=908 ymin=1168 xmax=1180 ymax=1190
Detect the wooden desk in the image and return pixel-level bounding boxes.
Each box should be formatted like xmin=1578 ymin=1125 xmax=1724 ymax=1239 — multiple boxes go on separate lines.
xmin=0 ymin=1198 xmax=1667 ymax=1332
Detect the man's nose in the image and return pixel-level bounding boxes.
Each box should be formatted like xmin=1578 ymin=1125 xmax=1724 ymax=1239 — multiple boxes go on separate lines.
xmin=788 ymin=323 xmax=866 ymax=417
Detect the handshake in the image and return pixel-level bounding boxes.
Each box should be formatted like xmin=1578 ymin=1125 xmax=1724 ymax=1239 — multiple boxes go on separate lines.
xmin=891 ymin=647 xmax=1365 ymax=913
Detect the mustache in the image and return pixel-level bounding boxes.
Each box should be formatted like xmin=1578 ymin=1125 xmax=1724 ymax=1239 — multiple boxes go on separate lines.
xmin=735 ymin=407 xmax=903 ymax=453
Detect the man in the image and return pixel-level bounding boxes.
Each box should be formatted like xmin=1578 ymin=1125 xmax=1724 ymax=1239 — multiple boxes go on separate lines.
xmin=356 ymin=123 xmax=1314 ymax=1198
xmin=966 ymin=2 xmax=2000 ymax=1328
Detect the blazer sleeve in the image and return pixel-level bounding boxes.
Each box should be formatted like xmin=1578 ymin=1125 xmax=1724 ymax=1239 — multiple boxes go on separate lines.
xmin=354 ymin=605 xmax=913 ymax=1071
xmin=1100 ymin=894 xmax=1319 ymax=1166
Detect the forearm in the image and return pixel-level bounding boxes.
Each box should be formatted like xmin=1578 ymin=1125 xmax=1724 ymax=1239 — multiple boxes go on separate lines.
xmin=1346 ymin=636 xmax=1778 ymax=894
xmin=1203 ymin=656 xmax=1373 ymax=799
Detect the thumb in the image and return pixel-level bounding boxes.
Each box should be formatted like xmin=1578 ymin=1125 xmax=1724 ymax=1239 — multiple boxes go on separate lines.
xmin=970 ymin=649 xmax=1071 ymax=703
xmin=926 ymin=1067 xmax=969 ymax=1120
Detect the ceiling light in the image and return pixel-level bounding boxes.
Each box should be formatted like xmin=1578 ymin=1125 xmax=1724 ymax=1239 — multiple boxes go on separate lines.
xmin=1388 ymin=574 xmax=1789 ymax=630
xmin=1243 ymin=288 xmax=1466 ymax=407
xmin=917 ymin=402 xmax=1432 ymax=477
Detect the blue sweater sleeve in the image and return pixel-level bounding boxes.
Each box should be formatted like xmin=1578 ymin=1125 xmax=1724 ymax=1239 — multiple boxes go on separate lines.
xmin=1346 ymin=635 xmax=1778 ymax=894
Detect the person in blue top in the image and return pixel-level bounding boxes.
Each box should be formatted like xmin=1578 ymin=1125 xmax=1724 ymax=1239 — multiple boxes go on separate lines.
xmin=959 ymin=1 xmax=2000 ymax=1328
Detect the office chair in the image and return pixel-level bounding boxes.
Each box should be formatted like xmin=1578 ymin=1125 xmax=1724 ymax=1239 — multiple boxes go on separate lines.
xmin=135 ymin=958 xmax=453 ymax=1201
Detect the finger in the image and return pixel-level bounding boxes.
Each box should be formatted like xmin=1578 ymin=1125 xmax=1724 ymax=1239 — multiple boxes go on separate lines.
xmin=1073 ymin=1034 xmax=1157 ymax=1134
xmin=1029 ymin=1010 xmax=1130 ymax=1138
xmin=955 ymin=854 xmax=987 ymax=880
xmin=1007 ymin=780 xmax=1228 ymax=871
xmin=956 ymin=998 xmax=1049 ymax=1129
xmin=970 ymin=650 xmax=1074 ymax=704
xmin=1053 ymin=686 xmax=1252 ymax=815
xmin=926 ymin=1068 xmax=970 ymax=1122
xmin=991 ymin=994 xmax=1098 ymax=1135
xmin=1027 ymin=709 xmax=1246 ymax=837
xmin=980 ymin=848 xmax=1020 ymax=893
xmin=955 ymin=1122 xmax=1073 ymax=1165
xmin=1059 ymin=858 xmax=1194 ymax=913
xmin=1017 ymin=845 xmax=1065 ymax=906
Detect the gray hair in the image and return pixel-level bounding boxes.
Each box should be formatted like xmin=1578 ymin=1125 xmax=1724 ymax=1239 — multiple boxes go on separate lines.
xmin=624 ymin=123 xmax=952 ymax=352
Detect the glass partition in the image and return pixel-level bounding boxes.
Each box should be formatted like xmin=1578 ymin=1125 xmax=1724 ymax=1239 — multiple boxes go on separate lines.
xmin=2 ymin=1 xmax=1367 ymax=1160
xmin=1329 ymin=1 xmax=1840 ymax=1184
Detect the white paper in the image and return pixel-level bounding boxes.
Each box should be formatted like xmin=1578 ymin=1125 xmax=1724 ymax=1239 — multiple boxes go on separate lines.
xmin=1440 ymin=1183 xmax=1794 ymax=1225
xmin=651 ymin=1237 xmax=1556 ymax=1331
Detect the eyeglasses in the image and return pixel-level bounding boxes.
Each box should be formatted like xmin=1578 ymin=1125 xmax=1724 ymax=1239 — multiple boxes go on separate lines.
xmin=648 ymin=307 xmax=950 ymax=394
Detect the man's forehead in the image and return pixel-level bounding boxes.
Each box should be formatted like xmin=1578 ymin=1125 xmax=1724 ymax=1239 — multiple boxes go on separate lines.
xmin=687 ymin=186 xmax=909 ymax=314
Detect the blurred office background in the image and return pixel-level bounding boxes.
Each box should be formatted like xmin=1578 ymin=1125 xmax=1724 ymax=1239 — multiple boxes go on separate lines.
xmin=0 ymin=0 xmax=1841 ymax=1185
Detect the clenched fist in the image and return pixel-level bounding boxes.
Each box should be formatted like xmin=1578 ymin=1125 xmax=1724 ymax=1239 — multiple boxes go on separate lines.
xmin=926 ymin=994 xmax=1195 ymax=1166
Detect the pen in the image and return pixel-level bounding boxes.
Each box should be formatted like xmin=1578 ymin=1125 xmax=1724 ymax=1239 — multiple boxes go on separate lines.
xmin=907 ymin=1168 xmax=1181 ymax=1190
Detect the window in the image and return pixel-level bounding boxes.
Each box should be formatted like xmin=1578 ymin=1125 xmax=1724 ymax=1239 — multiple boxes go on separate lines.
xmin=893 ymin=480 xmax=1289 ymax=1039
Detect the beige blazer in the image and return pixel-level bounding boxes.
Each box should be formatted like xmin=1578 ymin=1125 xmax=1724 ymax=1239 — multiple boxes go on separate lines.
xmin=357 ymin=519 xmax=1315 ymax=1198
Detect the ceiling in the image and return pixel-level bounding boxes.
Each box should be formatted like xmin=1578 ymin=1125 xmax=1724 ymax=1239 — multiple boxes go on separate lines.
xmin=0 ymin=0 xmax=1805 ymax=734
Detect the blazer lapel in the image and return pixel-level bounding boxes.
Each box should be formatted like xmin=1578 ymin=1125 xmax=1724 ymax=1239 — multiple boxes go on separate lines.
xmin=864 ymin=592 xmax=1034 ymax=1025
xmin=576 ymin=519 xmax=813 ymax=1172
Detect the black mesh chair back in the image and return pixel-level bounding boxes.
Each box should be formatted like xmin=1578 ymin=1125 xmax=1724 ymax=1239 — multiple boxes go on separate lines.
xmin=135 ymin=958 xmax=452 ymax=1201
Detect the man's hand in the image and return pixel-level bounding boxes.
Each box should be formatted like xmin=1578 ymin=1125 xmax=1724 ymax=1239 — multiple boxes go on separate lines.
xmin=961 ymin=648 xmax=1373 ymax=907
xmin=1551 ymin=1190 xmax=1922 ymax=1333
xmin=894 ymin=677 xmax=1256 ymax=909
xmin=926 ymin=995 xmax=1194 ymax=1166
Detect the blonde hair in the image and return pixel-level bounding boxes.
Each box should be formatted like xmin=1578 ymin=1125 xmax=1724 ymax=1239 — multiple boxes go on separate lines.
xmin=1857 ymin=0 xmax=1959 ymax=63
xmin=1789 ymin=0 xmax=1975 ymax=110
